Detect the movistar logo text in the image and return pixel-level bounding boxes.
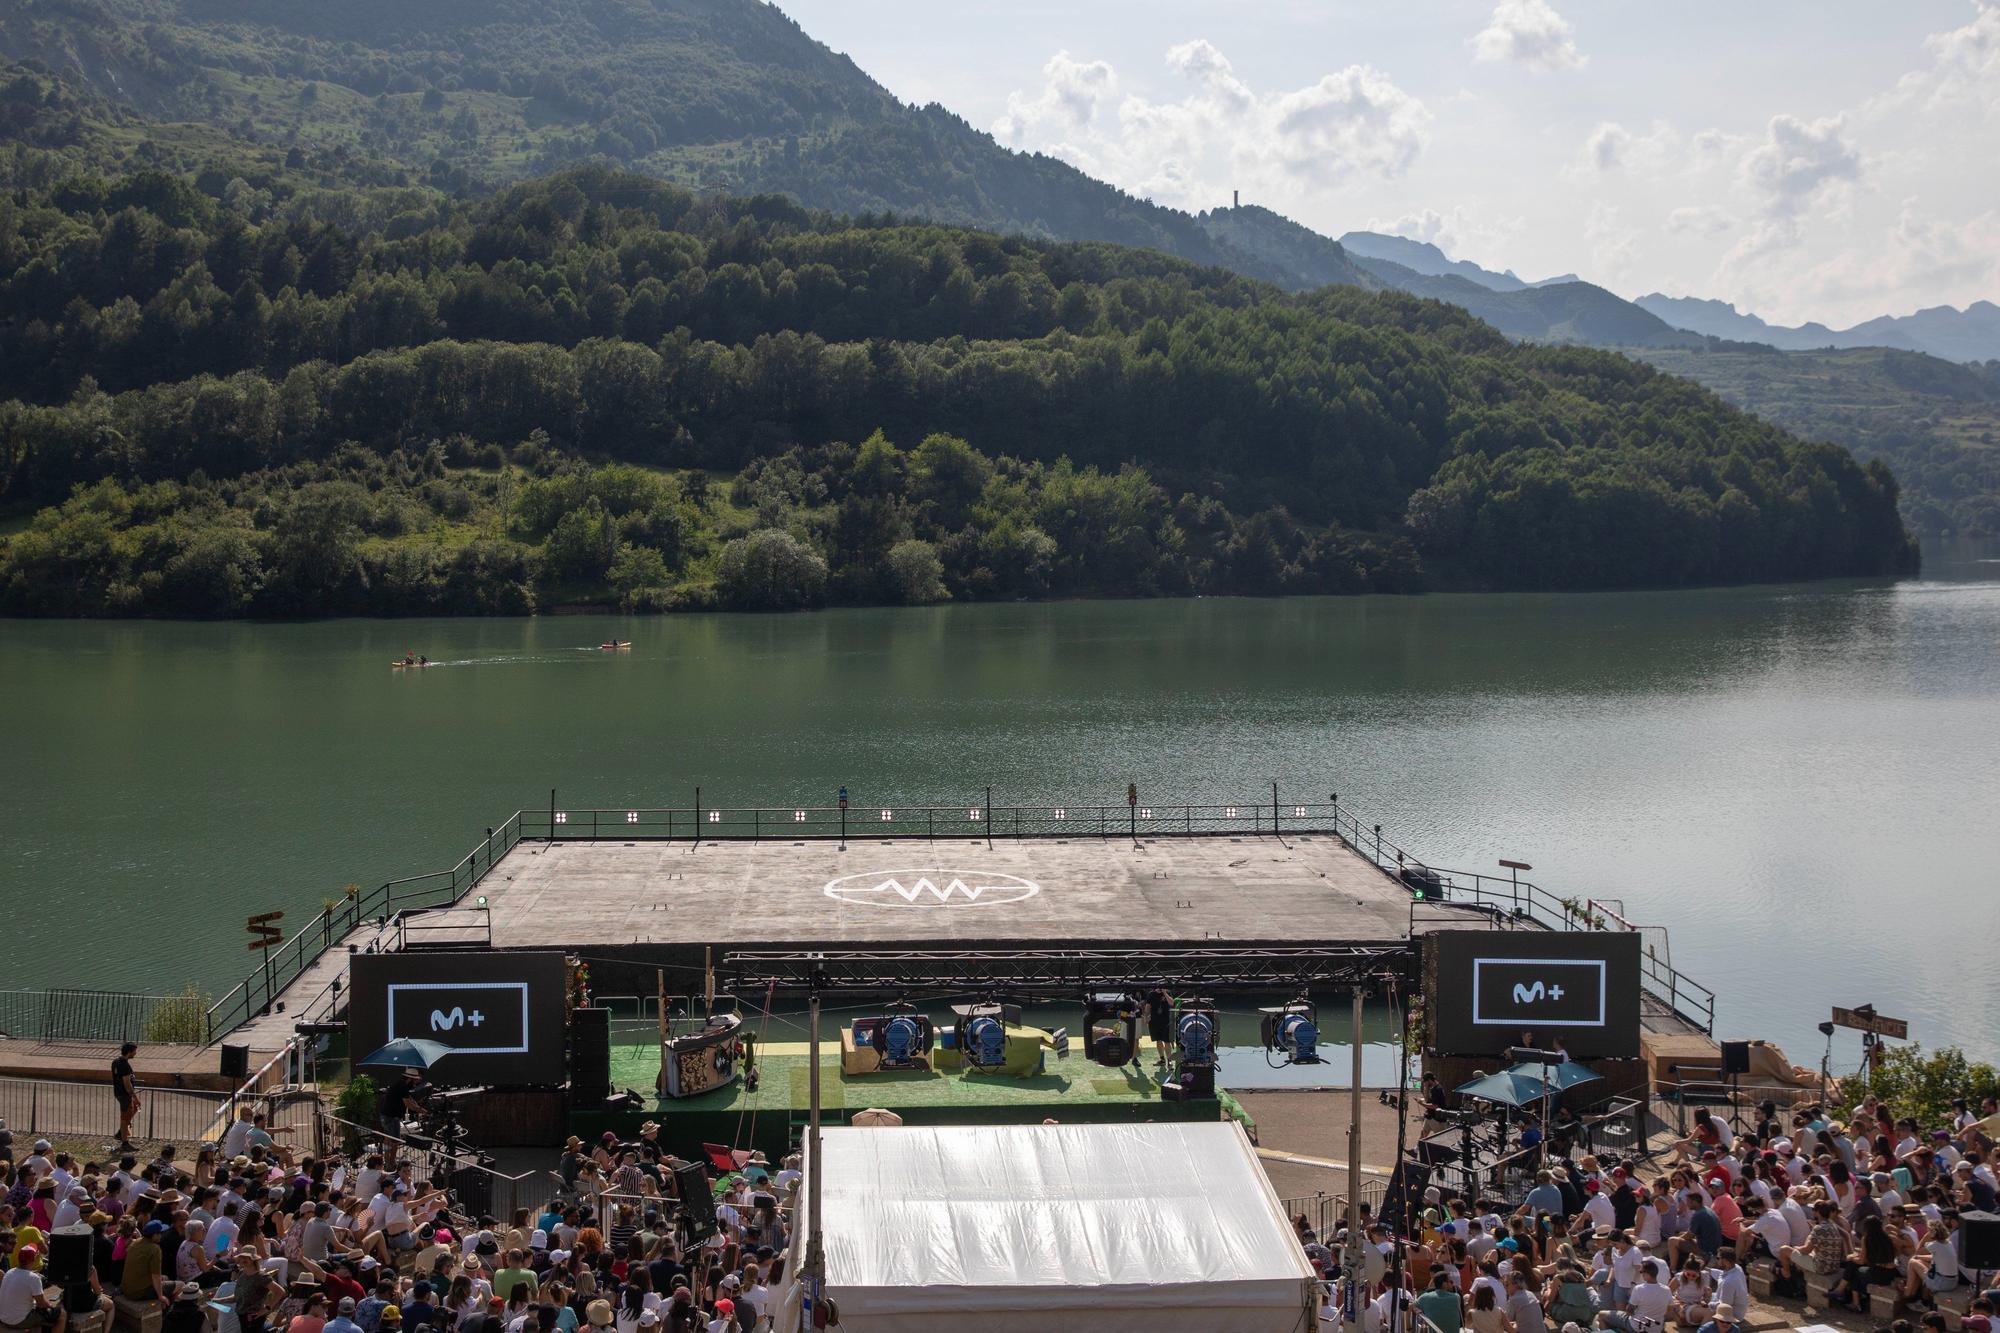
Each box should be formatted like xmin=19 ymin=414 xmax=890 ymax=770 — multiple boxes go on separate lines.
xmin=430 ymin=1006 xmax=486 ymax=1031
xmin=1511 ymin=981 xmax=1565 ymax=1004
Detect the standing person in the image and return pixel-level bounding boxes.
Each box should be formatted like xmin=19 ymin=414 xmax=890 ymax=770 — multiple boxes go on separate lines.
xmin=1141 ymin=988 xmax=1173 ymax=1068
xmin=113 ymin=1042 xmax=140 ymax=1150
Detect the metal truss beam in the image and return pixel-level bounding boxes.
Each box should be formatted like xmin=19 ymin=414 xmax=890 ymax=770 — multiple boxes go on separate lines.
xmin=722 ymin=945 xmax=1417 ymax=993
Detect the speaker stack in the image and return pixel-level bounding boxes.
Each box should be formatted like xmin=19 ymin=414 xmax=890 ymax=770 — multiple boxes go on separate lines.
xmin=47 ymin=1224 xmax=95 ymax=1312
xmin=569 ymin=1007 xmax=611 ymax=1107
xmin=1960 ymin=1210 xmax=2000 ymax=1273
xmin=673 ymin=1161 xmax=718 ymax=1241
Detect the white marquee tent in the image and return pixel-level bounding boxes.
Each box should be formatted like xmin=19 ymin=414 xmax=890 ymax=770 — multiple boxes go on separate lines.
xmin=786 ymin=1120 xmax=1318 ymax=1332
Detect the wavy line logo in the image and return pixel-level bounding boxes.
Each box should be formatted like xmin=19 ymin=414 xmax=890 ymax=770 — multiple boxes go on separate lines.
xmin=430 ymin=1006 xmax=487 ymax=1031
xmin=823 ymin=868 xmax=1040 ymax=908
xmin=1511 ymin=981 xmax=1564 ymax=1005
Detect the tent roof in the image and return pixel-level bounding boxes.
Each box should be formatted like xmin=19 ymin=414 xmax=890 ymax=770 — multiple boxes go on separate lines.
xmin=809 ymin=1120 xmax=1316 ymax=1332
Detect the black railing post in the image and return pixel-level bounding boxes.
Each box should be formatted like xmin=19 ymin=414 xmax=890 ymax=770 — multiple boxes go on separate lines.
xmin=1273 ymin=781 xmax=1280 ymax=835
xmin=548 ymin=788 xmax=556 ymax=843
xmin=694 ymin=787 xmax=701 ymax=847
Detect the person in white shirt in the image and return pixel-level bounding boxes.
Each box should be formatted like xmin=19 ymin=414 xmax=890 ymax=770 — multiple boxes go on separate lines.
xmin=1779 ymin=1191 xmax=1812 ymax=1247
xmin=1598 ymin=1261 xmax=1671 ymax=1333
xmin=221 ymin=1107 xmax=257 ymax=1160
xmin=1744 ymin=1203 xmax=1792 ymax=1262
xmin=1577 ymin=1190 xmax=1617 ymax=1236
xmin=0 ymin=1258 xmax=53 ymax=1330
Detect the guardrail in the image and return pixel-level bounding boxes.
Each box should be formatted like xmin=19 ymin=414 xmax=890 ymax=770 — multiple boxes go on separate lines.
xmin=1406 ymin=865 xmax=1716 ymax=1036
xmin=201 ymin=815 xmax=525 ymax=1040
xmin=1282 ymin=1181 xmax=1389 ymax=1240
xmin=0 ymin=988 xmax=202 ymax=1044
xmin=321 ymin=1112 xmax=548 ymax=1219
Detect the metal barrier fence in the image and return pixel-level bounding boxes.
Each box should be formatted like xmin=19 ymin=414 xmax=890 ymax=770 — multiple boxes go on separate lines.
xmin=0 ymin=988 xmax=203 ymax=1044
xmin=1281 ymin=1180 xmax=1389 ymax=1239
xmin=0 ymin=1075 xmax=230 ymax=1143
xmin=321 ymin=1112 xmax=548 ymax=1219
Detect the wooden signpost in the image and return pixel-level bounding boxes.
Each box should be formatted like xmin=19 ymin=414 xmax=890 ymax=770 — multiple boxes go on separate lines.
xmin=1830 ymin=1004 xmax=1909 ymax=1041
xmin=247 ymin=911 xmax=284 ymax=1015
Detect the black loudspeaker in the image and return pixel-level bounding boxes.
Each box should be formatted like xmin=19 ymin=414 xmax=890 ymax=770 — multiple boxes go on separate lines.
xmin=1378 ymin=1160 xmax=1432 ymax=1235
xmin=220 ymin=1044 xmax=250 ymax=1079
xmin=1959 ymin=1210 xmax=2000 ymax=1271
xmin=47 ymin=1224 xmax=94 ymax=1309
xmin=450 ymin=1164 xmax=493 ymax=1218
xmin=673 ymin=1161 xmax=717 ymax=1242
xmin=569 ymin=1007 xmax=610 ymax=1105
xmin=1719 ymin=1041 xmax=1752 ymax=1075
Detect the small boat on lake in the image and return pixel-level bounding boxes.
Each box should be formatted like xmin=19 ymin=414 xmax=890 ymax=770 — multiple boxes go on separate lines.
xmin=599 ymin=641 xmax=632 ymax=651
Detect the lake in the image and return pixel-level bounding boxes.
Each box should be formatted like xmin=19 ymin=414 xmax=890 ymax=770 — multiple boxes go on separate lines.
xmin=5 ymin=552 xmax=1998 ymax=1068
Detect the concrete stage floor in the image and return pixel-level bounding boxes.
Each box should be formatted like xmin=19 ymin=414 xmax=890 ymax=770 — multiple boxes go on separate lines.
xmin=475 ymin=832 xmax=1422 ymax=953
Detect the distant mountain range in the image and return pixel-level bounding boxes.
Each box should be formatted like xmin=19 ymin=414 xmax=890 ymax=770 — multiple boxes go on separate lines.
xmin=1634 ymin=294 xmax=2000 ymax=364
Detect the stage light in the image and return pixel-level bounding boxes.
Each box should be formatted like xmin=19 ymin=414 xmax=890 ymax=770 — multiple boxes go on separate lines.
xmin=965 ymin=1014 xmax=1007 ymax=1068
xmin=1176 ymin=1009 xmax=1217 ymax=1065
xmin=1083 ymin=991 xmax=1140 ymax=1066
xmin=1260 ymin=996 xmax=1323 ymax=1066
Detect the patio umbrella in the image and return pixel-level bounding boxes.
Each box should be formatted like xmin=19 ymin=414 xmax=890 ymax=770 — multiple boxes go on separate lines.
xmin=1454 ymin=1068 xmax=1550 ymax=1108
xmin=1509 ymin=1059 xmax=1602 ymax=1092
xmin=357 ymin=1037 xmax=452 ymax=1070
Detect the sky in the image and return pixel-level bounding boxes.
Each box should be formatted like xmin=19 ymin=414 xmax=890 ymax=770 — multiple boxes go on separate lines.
xmin=772 ymin=0 xmax=2000 ymax=329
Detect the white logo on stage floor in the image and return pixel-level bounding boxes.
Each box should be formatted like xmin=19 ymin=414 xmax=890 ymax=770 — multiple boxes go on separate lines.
xmin=823 ymin=869 xmax=1041 ymax=908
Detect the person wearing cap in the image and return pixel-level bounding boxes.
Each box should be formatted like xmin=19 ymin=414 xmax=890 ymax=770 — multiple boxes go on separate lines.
xmin=325 ymin=1297 xmax=363 ymax=1333
xmin=0 ymin=1244 xmax=63 ymax=1333
xmin=122 ymin=1220 xmax=169 ymax=1302
xmin=702 ymin=1297 xmax=736 ymax=1333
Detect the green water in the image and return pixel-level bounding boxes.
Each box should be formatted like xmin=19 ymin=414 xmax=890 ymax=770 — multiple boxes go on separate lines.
xmin=6 ymin=556 xmax=1999 ymax=1062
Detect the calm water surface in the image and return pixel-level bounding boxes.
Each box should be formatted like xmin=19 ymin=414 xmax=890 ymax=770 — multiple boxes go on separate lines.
xmin=6 ymin=555 xmax=1998 ymax=1065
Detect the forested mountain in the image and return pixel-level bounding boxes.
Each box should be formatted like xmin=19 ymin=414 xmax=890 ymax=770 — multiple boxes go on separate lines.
xmin=1633 ymin=345 xmax=2000 ymax=539
xmin=0 ymin=52 xmax=1918 ymax=617
xmin=0 ymin=0 xmax=1314 ymax=287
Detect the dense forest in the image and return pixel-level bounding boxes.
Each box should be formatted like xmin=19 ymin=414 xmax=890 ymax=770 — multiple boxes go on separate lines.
xmin=0 ymin=61 xmax=1919 ymax=616
xmin=2 ymin=0 xmax=1991 ymax=542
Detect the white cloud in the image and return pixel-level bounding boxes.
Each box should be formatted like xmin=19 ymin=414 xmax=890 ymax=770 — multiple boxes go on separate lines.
xmin=1270 ymin=66 xmax=1430 ymax=179
xmin=991 ymin=42 xmax=1429 ymax=214
xmin=1665 ymin=205 xmax=1736 ymax=237
xmin=1583 ymin=122 xmax=1631 ymax=172
xmin=1471 ymin=0 xmax=1586 ymax=73
xmin=1738 ymin=114 xmax=1863 ymax=216
xmin=995 ymin=50 xmax=1116 ymax=146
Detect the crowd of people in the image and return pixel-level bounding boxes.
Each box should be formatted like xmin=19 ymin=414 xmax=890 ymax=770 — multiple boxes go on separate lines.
xmin=1305 ymin=1092 xmax=2000 ymax=1333
xmin=0 ymin=1107 xmax=799 ymax=1333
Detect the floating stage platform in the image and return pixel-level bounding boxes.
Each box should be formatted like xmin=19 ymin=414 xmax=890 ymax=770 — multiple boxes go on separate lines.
xmin=581 ymin=1036 xmax=1244 ymax=1163
xmin=468 ymin=826 xmax=1428 ymax=995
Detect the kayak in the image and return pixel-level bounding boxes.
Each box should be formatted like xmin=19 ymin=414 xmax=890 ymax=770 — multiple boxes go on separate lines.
xmin=599 ymin=642 xmax=632 ymax=650
xmin=391 ymin=660 xmax=436 ymax=668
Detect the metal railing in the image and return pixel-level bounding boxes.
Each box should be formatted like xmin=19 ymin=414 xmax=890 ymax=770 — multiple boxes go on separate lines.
xmin=0 ymin=1075 xmax=229 ymax=1141
xmin=1406 ymin=864 xmax=1716 ymax=1035
xmin=202 ymin=815 xmax=525 ymax=1040
xmin=1282 ymin=1181 xmax=1390 ymax=1239
xmin=320 ymin=1112 xmax=548 ymax=1219
xmin=518 ymin=797 xmax=1351 ymax=844
xmin=1648 ymin=1076 xmax=1829 ymax=1138
xmin=0 ymin=988 xmax=203 ymax=1044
